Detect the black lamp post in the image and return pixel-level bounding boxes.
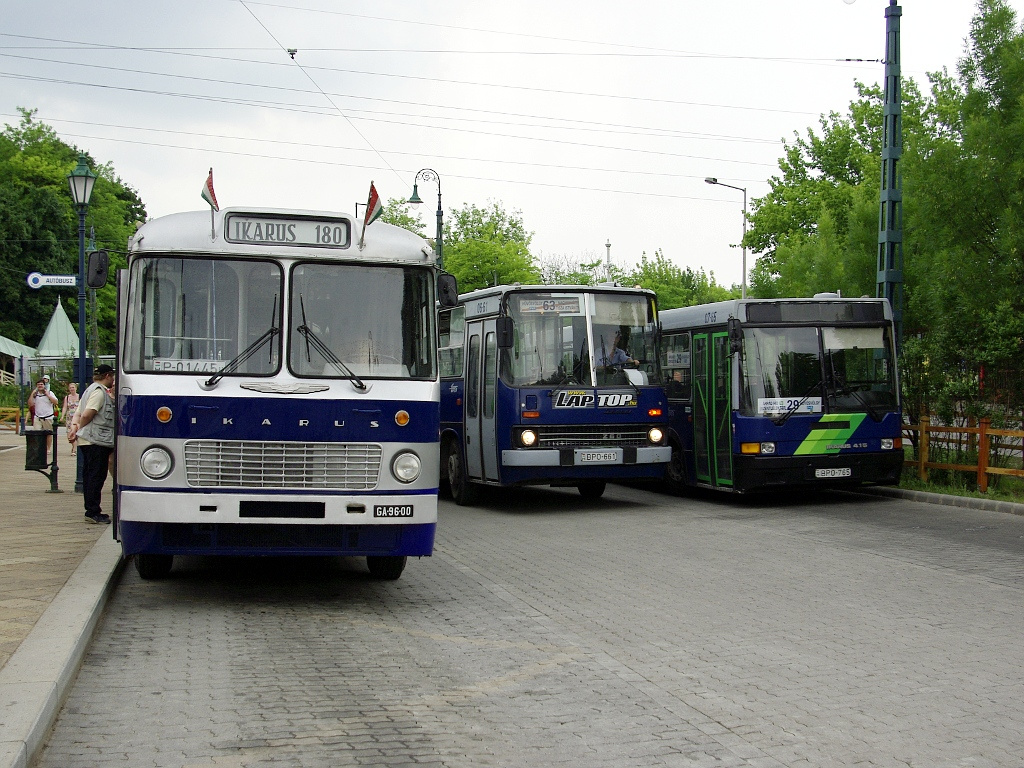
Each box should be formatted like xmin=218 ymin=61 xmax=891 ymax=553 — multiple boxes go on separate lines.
xmin=68 ymin=153 xmax=96 ymax=493
xmin=408 ymin=169 xmax=443 ymax=270
xmin=68 ymin=154 xmax=97 ymax=389
xmin=705 ymin=177 xmax=748 ymax=299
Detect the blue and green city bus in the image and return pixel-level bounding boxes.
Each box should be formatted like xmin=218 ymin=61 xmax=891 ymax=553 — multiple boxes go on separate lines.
xmin=659 ymin=296 xmax=903 ymax=493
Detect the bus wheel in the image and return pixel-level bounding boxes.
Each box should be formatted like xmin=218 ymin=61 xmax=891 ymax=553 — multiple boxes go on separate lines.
xmin=135 ymin=554 xmax=173 ymax=580
xmin=665 ymin=439 xmax=687 ymax=494
xmin=367 ymin=556 xmax=406 ymax=580
xmin=446 ymin=441 xmax=478 ymax=506
xmin=578 ymin=480 xmax=606 ymax=500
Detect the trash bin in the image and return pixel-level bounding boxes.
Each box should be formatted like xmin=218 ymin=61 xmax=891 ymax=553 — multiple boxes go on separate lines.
xmin=25 ymin=430 xmax=51 ymax=471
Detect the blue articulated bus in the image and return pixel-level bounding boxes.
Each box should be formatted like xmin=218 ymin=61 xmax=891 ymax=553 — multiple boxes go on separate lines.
xmin=109 ymin=206 xmax=456 ymax=579
xmin=438 ymin=284 xmax=671 ymax=504
xmin=659 ymin=296 xmax=904 ymax=493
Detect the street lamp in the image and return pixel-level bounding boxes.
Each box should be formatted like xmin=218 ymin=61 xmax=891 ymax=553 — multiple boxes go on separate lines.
xmin=68 ymin=153 xmax=96 ymax=494
xmin=705 ymin=177 xmax=748 ymax=299
xmin=67 ymin=154 xmax=97 ymax=392
xmin=408 ymin=168 xmax=443 ymax=270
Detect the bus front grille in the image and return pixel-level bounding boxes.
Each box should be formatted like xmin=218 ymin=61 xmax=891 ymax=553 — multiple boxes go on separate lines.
xmin=536 ymin=424 xmax=652 ymax=449
xmin=183 ymin=441 xmax=382 ymax=490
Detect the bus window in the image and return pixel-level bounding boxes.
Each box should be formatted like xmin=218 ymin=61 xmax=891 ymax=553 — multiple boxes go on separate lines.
xmin=289 ymin=264 xmax=434 ymax=379
xmin=484 ymin=332 xmax=497 ymax=418
xmin=662 ymin=333 xmax=691 ymax=400
xmin=438 ymin=306 xmax=465 ymax=377
xmin=125 ymin=257 xmax=281 ymax=375
xmin=739 ymin=327 xmax=821 ymax=416
xmin=466 ymin=335 xmax=480 ymax=418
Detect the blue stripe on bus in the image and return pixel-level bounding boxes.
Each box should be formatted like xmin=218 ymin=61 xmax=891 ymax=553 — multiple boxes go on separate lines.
xmin=119 ymin=394 xmax=438 ymax=443
xmin=119 ymin=520 xmax=436 ymax=557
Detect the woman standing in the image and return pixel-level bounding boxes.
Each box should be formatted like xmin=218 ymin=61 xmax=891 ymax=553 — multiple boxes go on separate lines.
xmin=63 ymin=382 xmax=79 ymax=455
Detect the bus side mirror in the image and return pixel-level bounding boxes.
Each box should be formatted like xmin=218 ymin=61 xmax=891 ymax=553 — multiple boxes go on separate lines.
xmin=496 ymin=316 xmax=514 ymax=349
xmin=86 ymin=250 xmax=109 ymax=289
xmin=727 ymin=317 xmax=742 ymax=354
xmin=437 ymin=273 xmax=458 ymax=307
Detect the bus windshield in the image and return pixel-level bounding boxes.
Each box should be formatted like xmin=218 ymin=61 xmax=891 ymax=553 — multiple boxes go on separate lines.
xmin=504 ymin=291 xmax=659 ymax=387
xmin=289 ymin=263 xmax=435 ymax=379
xmin=124 ymin=257 xmax=282 ymax=374
xmin=739 ymin=325 xmax=897 ymax=416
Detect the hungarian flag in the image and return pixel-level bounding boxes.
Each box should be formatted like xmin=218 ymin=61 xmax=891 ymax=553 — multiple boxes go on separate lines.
xmin=201 ymin=168 xmax=219 ymax=211
xmin=364 ymin=181 xmax=382 ymax=227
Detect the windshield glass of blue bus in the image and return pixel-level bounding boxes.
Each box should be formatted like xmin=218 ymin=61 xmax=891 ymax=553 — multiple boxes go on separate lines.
xmin=504 ymin=292 xmax=658 ymax=388
xmin=821 ymin=326 xmax=898 ymax=411
xmin=738 ymin=327 xmax=822 ymax=417
xmin=288 ymin=263 xmax=435 ymax=379
xmin=123 ymin=257 xmax=282 ymax=375
xmin=590 ymin=294 xmax=659 ymax=386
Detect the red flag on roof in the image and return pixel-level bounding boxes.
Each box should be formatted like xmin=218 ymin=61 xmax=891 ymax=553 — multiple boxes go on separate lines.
xmin=201 ymin=168 xmax=219 ymax=212
xmin=359 ymin=182 xmax=383 ymax=248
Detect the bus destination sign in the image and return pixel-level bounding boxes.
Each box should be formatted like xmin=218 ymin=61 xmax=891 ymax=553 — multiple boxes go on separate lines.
xmin=224 ymin=214 xmax=351 ymax=248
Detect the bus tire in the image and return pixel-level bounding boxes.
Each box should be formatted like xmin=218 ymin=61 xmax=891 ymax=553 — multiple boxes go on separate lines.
xmin=577 ymin=480 xmax=606 ymax=499
xmin=446 ymin=440 xmax=478 ymax=506
xmin=135 ymin=553 xmax=173 ymax=580
xmin=367 ymin=555 xmax=406 ymax=580
xmin=665 ymin=438 xmax=687 ymax=494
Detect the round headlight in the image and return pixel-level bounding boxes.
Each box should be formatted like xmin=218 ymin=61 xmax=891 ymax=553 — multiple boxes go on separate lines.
xmin=140 ymin=446 xmax=173 ymax=480
xmin=391 ymin=451 xmax=421 ymax=483
xmin=648 ymin=427 xmax=664 ymax=444
xmin=520 ymin=429 xmax=537 ymax=447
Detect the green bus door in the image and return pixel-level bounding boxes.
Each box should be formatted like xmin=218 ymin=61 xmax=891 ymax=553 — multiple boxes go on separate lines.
xmin=693 ymin=332 xmax=733 ymax=488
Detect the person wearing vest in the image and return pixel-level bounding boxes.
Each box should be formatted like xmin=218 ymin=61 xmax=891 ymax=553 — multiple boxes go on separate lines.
xmin=69 ymin=365 xmax=116 ymax=524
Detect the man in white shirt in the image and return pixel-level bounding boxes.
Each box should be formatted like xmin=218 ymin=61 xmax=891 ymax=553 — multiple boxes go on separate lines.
xmin=30 ymin=378 xmax=59 ymax=452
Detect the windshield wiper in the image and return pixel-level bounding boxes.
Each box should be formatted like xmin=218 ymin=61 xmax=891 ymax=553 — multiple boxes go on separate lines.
xmin=296 ymin=296 xmax=366 ymax=390
xmin=827 ymin=354 xmax=883 ymax=422
xmin=772 ymin=380 xmax=823 ymax=426
xmin=205 ymin=296 xmax=279 ymax=387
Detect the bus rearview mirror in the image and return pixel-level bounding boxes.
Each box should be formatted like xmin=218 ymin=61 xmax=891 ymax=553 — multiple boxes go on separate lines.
xmin=86 ymin=249 xmax=109 ymax=289
xmin=437 ymin=274 xmax=458 ymax=307
xmin=496 ymin=316 xmax=514 ymax=348
xmin=727 ymin=317 xmax=742 ymax=354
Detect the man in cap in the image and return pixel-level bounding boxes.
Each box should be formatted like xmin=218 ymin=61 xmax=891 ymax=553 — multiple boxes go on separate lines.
xmin=69 ymin=364 xmax=116 ymax=524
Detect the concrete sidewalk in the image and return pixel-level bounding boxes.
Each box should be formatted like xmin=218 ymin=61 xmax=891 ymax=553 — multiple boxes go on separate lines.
xmin=0 ymin=427 xmax=124 ymax=768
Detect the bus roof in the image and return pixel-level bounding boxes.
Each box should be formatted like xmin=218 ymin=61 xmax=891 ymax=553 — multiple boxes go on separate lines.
xmin=660 ymin=296 xmax=893 ymax=332
xmin=457 ymin=283 xmax=656 ymax=305
xmin=129 ymin=207 xmax=434 ymax=265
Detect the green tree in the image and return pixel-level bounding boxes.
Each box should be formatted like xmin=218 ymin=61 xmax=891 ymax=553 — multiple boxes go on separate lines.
xmin=442 ymin=201 xmax=541 ymax=291
xmin=378 ymin=197 xmax=425 ymax=237
xmin=622 ymin=249 xmax=734 ymax=310
xmin=0 ymin=109 xmax=146 ymax=352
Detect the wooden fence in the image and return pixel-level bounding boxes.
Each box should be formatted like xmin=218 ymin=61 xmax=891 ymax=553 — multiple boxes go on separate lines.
xmin=903 ymin=416 xmax=1024 ymax=493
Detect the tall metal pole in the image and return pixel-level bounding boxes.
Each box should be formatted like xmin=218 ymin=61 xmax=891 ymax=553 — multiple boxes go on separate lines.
xmin=409 ymin=169 xmax=443 ymax=270
xmin=704 ymin=177 xmax=747 ymax=298
xmin=876 ymin=0 xmax=904 ymax=351
xmin=77 ymin=207 xmax=87 ymax=391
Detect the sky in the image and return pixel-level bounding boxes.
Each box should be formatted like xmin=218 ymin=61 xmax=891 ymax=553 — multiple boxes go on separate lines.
xmin=2 ymin=0 xmax=1019 ymax=289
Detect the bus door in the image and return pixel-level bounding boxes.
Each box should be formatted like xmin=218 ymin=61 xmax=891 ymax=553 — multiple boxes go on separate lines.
xmin=693 ymin=332 xmax=734 ymax=488
xmin=464 ymin=319 xmax=499 ymax=482
xmin=711 ymin=332 xmax=733 ymax=487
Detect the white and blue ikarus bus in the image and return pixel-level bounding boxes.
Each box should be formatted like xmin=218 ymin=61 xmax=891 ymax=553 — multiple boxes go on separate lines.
xmin=437 ymin=284 xmax=670 ymax=503
xmin=105 ymin=206 xmax=456 ymax=580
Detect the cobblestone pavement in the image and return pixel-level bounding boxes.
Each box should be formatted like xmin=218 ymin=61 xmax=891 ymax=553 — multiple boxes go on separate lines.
xmin=36 ymin=485 xmax=1024 ymax=768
